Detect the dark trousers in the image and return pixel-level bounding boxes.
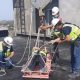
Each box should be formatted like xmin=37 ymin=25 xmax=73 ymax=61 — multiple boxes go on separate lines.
xmin=71 ymin=38 xmax=80 ymax=72
xmin=0 ymin=52 xmax=12 ymax=68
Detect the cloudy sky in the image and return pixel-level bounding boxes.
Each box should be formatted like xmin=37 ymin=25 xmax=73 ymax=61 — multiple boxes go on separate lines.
xmin=0 ymin=0 xmax=13 ymax=20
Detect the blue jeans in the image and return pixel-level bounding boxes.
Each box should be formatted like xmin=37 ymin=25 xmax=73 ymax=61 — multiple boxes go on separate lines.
xmin=0 ymin=52 xmax=12 ymax=68
xmin=71 ymin=37 xmax=80 ymax=72
xmin=5 ymin=59 xmax=13 ymax=68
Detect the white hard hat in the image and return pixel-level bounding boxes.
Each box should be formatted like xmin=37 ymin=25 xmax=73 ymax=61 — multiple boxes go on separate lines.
xmin=51 ymin=18 xmax=60 ymax=26
xmin=4 ymin=37 xmax=13 ymax=45
xmin=52 ymin=7 xmax=59 ymax=15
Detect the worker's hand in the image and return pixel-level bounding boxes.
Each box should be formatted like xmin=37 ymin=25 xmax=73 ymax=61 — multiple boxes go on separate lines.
xmin=40 ymin=25 xmax=46 ymax=30
xmin=50 ymin=25 xmax=54 ymax=30
xmin=32 ymin=47 xmax=40 ymax=52
xmin=4 ymin=57 xmax=10 ymax=60
xmin=49 ymin=38 xmax=61 ymax=44
xmin=49 ymin=40 xmax=56 ymax=44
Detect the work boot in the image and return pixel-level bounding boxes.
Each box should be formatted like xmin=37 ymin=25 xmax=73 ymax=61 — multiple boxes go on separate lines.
xmin=0 ymin=68 xmax=6 ymax=76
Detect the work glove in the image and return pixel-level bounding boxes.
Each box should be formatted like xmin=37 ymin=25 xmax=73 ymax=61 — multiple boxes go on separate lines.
xmin=4 ymin=57 xmax=10 ymax=60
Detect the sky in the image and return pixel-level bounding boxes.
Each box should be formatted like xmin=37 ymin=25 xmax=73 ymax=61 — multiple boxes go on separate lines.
xmin=0 ymin=0 xmax=13 ymax=20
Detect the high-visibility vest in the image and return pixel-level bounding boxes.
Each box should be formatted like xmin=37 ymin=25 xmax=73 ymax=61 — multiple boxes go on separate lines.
xmin=0 ymin=41 xmax=11 ymax=57
xmin=63 ymin=24 xmax=80 ymax=41
xmin=51 ymin=29 xmax=64 ymax=39
xmin=5 ymin=48 xmax=11 ymax=57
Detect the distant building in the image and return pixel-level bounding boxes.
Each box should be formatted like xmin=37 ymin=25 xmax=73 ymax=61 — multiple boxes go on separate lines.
xmin=0 ymin=25 xmax=8 ymax=37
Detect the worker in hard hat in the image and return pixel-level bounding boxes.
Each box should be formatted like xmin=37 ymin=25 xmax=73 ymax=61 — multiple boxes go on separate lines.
xmin=40 ymin=6 xmax=61 ymax=30
xmin=0 ymin=36 xmax=14 ymax=71
xmin=49 ymin=18 xmax=80 ymax=78
xmin=52 ymin=7 xmax=59 ymax=18
xmin=40 ymin=7 xmax=62 ymax=67
xmin=51 ymin=6 xmax=62 ymax=65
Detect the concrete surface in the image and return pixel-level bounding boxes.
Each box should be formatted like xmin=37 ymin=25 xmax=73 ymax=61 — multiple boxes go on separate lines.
xmin=0 ymin=36 xmax=80 ymax=80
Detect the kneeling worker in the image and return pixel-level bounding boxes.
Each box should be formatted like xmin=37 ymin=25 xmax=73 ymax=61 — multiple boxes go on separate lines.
xmin=0 ymin=37 xmax=14 ymax=71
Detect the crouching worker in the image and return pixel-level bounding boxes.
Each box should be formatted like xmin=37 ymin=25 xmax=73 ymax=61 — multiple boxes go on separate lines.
xmin=0 ymin=37 xmax=14 ymax=71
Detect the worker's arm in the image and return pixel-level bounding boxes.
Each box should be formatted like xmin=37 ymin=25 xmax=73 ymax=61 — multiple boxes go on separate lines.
xmin=49 ymin=35 xmax=71 ymax=44
xmin=40 ymin=24 xmax=53 ymax=30
xmin=4 ymin=52 xmax=14 ymax=60
xmin=9 ymin=46 xmax=14 ymax=58
xmin=8 ymin=52 xmax=14 ymax=58
xmin=64 ymin=35 xmax=71 ymax=41
xmin=59 ymin=35 xmax=71 ymax=43
xmin=49 ymin=38 xmax=61 ymax=44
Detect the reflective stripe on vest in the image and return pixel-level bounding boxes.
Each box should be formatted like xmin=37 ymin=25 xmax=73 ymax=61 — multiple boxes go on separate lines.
xmin=5 ymin=48 xmax=11 ymax=57
xmin=0 ymin=42 xmax=3 ymax=51
xmin=63 ymin=24 xmax=80 ymax=40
